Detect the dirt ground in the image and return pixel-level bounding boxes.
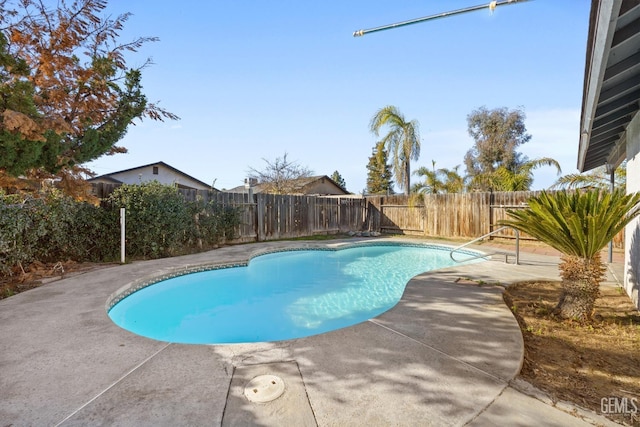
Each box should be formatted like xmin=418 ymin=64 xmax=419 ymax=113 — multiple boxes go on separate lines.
xmin=0 ymin=260 xmax=112 ymax=299
xmin=504 ymin=281 xmax=640 ymax=426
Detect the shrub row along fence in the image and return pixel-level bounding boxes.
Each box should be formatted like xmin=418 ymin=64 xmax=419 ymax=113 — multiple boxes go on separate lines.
xmin=4 ymin=184 xmax=620 ymax=277
xmin=93 ymin=183 xmax=624 ymax=248
xmin=92 ymin=183 xmax=368 ymax=243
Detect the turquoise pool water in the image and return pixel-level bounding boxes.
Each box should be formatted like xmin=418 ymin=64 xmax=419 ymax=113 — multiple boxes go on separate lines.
xmin=108 ymin=244 xmax=482 ymax=344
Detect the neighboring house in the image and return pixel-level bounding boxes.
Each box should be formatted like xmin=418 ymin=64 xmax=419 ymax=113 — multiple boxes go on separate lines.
xmin=226 ymin=175 xmax=350 ymax=196
xmin=578 ymin=0 xmax=640 ymax=309
xmin=88 ymin=161 xmax=216 ymax=191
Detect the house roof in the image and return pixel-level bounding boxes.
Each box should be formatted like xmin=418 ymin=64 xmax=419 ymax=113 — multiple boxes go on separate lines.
xmin=578 ymin=0 xmax=640 ymax=172
xmin=90 ymin=175 xmax=122 ymax=184
xmin=88 ymin=161 xmax=215 ymax=190
xmin=226 ymin=175 xmax=349 ymax=195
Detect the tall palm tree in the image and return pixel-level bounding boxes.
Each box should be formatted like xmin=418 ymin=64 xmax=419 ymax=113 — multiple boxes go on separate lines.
xmin=471 ymin=157 xmax=561 ymax=191
xmin=500 ymin=189 xmax=640 ymax=321
xmin=370 ymin=106 xmax=420 ymax=196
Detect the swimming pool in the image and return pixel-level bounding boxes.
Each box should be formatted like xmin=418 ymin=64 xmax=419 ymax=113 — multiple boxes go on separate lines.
xmin=107 ymin=243 xmax=484 ymax=344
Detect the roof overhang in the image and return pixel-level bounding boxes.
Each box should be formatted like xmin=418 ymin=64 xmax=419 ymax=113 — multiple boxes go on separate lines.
xmin=578 ymin=0 xmax=640 ymax=172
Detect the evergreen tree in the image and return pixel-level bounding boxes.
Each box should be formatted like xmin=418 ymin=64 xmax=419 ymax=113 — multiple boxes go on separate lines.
xmin=366 ymin=141 xmax=394 ymax=194
xmin=0 ymin=0 xmax=177 ymax=177
xmin=330 ymin=170 xmax=347 ymax=191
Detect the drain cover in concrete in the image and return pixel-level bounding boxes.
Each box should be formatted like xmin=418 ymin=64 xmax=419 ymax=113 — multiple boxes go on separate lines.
xmin=244 ymin=375 xmax=285 ymax=403
xmin=222 ymin=361 xmax=317 ymax=426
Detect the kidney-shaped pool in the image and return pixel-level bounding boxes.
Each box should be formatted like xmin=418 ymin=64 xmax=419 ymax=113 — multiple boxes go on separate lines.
xmin=107 ymin=243 xmax=484 ymax=344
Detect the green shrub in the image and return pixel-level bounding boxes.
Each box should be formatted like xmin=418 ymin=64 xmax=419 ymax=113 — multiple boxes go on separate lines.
xmin=192 ymin=199 xmax=241 ymax=248
xmin=106 ymin=181 xmax=193 ymax=258
xmin=0 ymin=193 xmax=36 ymax=274
xmin=0 ymin=182 xmax=243 ymax=276
xmin=0 ymin=189 xmax=119 ymax=275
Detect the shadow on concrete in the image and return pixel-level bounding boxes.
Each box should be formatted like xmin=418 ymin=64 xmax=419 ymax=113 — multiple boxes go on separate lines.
xmin=215 ymin=262 xmax=531 ymax=426
xmin=0 ymin=240 xmax=567 ymax=426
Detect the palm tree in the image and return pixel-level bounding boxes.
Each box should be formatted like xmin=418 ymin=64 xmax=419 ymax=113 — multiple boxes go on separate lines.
xmin=413 ymin=161 xmax=466 ymax=194
xmin=370 ymin=106 xmax=420 ymax=196
xmin=552 ymin=163 xmax=626 ymax=190
xmin=413 ymin=161 xmax=442 ymax=194
xmin=471 ymin=157 xmax=561 ymax=191
xmin=439 ymin=165 xmax=466 ymax=193
xmin=500 ymin=189 xmax=640 ymax=321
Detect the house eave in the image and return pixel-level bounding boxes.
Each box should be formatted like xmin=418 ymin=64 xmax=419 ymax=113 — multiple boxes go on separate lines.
xmin=578 ymin=0 xmax=640 ymax=172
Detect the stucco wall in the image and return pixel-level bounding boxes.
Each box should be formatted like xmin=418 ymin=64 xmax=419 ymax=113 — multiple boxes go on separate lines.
xmin=624 ymin=112 xmax=640 ymax=309
xmin=110 ymin=165 xmax=209 ymax=190
xmin=305 ymin=179 xmax=347 ymax=195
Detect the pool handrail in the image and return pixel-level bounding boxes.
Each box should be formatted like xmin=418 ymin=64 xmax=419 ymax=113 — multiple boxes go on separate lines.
xmin=449 ymin=226 xmax=520 ymax=265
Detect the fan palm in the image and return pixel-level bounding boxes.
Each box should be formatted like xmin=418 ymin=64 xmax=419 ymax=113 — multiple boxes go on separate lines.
xmin=500 ymin=189 xmax=640 ymax=321
xmin=370 ymin=106 xmax=420 ymax=196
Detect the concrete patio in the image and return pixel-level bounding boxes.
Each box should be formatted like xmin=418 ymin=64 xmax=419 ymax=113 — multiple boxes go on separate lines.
xmin=0 ymin=238 xmax=622 ymax=426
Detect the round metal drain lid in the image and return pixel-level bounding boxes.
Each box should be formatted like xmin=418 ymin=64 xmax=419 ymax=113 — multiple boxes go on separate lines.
xmin=244 ymin=375 xmax=285 ymax=403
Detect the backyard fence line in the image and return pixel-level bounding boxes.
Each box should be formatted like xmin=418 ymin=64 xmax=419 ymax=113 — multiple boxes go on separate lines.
xmin=365 ymin=191 xmax=624 ymax=248
xmin=91 ymin=183 xmax=367 ymax=243
xmin=90 ymin=184 xmax=625 ymax=248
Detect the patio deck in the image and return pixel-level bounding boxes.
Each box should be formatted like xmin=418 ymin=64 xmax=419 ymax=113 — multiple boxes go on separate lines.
xmin=0 ymin=238 xmax=621 ymax=426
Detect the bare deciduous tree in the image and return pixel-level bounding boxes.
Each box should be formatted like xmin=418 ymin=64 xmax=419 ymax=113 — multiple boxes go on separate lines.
xmin=247 ymin=153 xmax=313 ymax=194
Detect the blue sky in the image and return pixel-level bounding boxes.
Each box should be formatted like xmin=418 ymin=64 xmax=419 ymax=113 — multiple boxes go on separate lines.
xmin=86 ymin=1 xmax=591 ymax=193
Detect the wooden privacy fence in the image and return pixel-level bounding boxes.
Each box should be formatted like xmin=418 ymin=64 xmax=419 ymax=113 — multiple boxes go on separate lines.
xmin=181 ymin=192 xmax=367 ymax=241
xmin=367 ymin=192 xmax=543 ymax=239
xmin=365 ymin=191 xmax=624 ymax=248
xmin=92 ymin=183 xmax=367 ymax=243
xmin=364 ymin=195 xmax=425 ymax=235
xmin=91 ymin=184 xmax=624 ymax=248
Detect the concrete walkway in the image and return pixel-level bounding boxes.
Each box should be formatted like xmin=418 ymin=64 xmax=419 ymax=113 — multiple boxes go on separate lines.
xmin=0 ymin=238 xmax=623 ymax=426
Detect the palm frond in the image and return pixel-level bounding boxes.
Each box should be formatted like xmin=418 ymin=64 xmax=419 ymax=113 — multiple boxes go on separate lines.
xmin=369 ymin=105 xmax=420 ymax=194
xmin=500 ymin=189 xmax=640 ymax=258
xmin=550 ymin=173 xmax=604 ymax=190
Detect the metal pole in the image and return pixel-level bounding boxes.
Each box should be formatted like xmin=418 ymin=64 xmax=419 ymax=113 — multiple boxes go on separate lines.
xmin=120 ymin=208 xmax=126 ymax=264
xmin=608 ymin=166 xmax=615 ymax=263
xmin=515 ymin=229 xmax=520 ymax=265
xmin=353 ymin=0 xmax=532 ymax=37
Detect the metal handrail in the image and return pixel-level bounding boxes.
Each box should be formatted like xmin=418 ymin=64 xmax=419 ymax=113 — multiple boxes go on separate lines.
xmin=449 ymin=226 xmax=520 ymax=265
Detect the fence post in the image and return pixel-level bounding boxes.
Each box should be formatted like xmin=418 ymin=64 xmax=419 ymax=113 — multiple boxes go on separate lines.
xmin=120 ymin=208 xmax=126 ymax=264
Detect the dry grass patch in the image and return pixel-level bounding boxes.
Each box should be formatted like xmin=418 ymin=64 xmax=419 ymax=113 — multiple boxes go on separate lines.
xmin=505 ymin=281 xmax=640 ymax=426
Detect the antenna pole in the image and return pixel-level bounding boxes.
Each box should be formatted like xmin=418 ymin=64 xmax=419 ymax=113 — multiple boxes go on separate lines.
xmin=353 ymin=0 xmax=532 ymax=37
